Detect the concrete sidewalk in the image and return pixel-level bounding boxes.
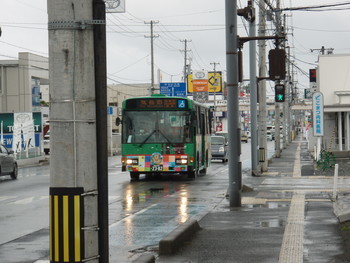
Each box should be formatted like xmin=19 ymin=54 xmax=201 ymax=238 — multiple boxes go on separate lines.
xmin=136 ymin=136 xmax=350 ymax=263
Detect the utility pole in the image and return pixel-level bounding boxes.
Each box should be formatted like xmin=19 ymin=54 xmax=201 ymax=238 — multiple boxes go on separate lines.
xmin=181 ymin=39 xmax=191 ymax=83
xmin=282 ymin=14 xmax=289 ymax=147
xmin=48 ymin=0 xmax=108 ymax=262
xmin=210 ymin=62 xmax=220 ymax=133
xmin=286 ymin=46 xmax=292 ymax=144
xmin=145 ymin=21 xmax=159 ymax=95
xmin=258 ymin=0 xmax=268 ymax=171
xmin=225 ymin=0 xmax=241 ymax=207
xmin=311 ymin=46 xmax=334 ymax=55
xmin=247 ymin=0 xmax=258 ymax=175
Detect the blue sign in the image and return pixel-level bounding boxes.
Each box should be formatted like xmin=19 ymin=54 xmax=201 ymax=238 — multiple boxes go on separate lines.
xmin=177 ymin=100 xmax=186 ymax=108
xmin=160 ymin=82 xmax=186 ymax=97
xmin=107 ymin=106 xmax=113 ymax=115
xmin=312 ymin=92 xmax=324 ymax=137
xmin=1 ymin=133 xmax=40 ymax=149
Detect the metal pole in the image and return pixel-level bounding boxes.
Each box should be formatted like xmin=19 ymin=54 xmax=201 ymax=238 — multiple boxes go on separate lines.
xmin=275 ymin=0 xmax=281 ymax=158
xmin=183 ymin=40 xmax=187 ymax=82
xmin=258 ymin=0 xmax=268 ymax=171
xmin=211 ymin=62 xmax=220 ymax=133
xmin=225 ymin=0 xmax=241 ymax=207
xmin=249 ymin=1 xmax=258 ymax=175
xmin=93 ymin=0 xmax=109 ymax=261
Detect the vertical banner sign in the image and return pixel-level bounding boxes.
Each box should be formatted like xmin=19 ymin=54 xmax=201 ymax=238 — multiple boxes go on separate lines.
xmin=312 ymin=92 xmax=324 ymax=136
xmin=0 ymin=112 xmax=42 ymax=151
xmin=13 ymin=113 xmax=36 ymax=152
xmin=32 ymin=78 xmax=41 ymax=107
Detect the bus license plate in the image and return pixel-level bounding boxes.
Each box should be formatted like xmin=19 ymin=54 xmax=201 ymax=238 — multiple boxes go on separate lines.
xmin=151 ymin=165 xmax=163 ymax=171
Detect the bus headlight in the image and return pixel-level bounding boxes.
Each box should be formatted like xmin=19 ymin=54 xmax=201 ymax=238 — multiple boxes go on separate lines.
xmin=126 ymin=159 xmax=138 ymax=165
xmin=176 ymin=158 xmax=188 ymax=165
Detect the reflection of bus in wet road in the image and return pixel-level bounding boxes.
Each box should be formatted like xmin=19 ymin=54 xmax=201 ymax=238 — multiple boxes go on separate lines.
xmin=118 ymin=94 xmax=211 ymax=180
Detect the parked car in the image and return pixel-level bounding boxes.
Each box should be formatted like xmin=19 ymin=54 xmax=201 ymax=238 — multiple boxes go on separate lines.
xmin=241 ymin=133 xmax=248 ymax=143
xmin=216 ymin=131 xmax=249 ymax=143
xmin=267 ymin=131 xmax=274 ymax=141
xmin=0 ymin=144 xmax=18 ymax=180
xmin=211 ymin=135 xmax=228 ymax=163
xmin=215 ymin=131 xmax=228 ymax=144
xmin=43 ymin=131 xmax=50 ymax=155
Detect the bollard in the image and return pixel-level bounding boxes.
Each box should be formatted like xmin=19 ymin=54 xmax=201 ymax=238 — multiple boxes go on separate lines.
xmin=314 ymin=146 xmax=316 ymax=161
xmin=333 ymin=164 xmax=339 ymax=200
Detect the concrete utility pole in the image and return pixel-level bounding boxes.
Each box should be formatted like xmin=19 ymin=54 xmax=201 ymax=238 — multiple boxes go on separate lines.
xmin=282 ymin=14 xmax=289 ymax=147
xmin=225 ymin=0 xmax=241 ymax=207
xmin=181 ymin=39 xmax=191 ymax=83
xmin=286 ymin=46 xmax=292 ymax=144
xmin=145 ymin=21 xmax=159 ymax=95
xmin=210 ymin=62 xmax=220 ymax=133
xmin=258 ymin=0 xmax=268 ymax=171
xmin=248 ymin=0 xmax=258 ymax=175
xmin=48 ymin=0 xmax=108 ymax=262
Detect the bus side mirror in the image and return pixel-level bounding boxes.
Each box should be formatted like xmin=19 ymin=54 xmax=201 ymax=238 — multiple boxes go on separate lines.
xmin=116 ymin=117 xmax=122 ymax=126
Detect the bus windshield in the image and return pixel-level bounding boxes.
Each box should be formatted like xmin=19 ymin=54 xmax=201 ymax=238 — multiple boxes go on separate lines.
xmin=122 ymin=110 xmax=192 ymax=144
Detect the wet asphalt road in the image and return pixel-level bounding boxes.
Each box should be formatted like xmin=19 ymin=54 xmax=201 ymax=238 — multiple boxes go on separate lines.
xmin=0 ymin=140 xmax=275 ymax=263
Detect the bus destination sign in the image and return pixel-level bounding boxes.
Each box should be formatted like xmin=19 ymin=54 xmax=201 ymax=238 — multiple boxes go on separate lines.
xmin=126 ymin=98 xmax=188 ymax=109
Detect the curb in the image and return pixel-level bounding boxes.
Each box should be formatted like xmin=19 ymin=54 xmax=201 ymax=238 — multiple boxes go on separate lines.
xmin=159 ymin=219 xmax=200 ymax=255
xmin=333 ymin=198 xmax=350 ymax=223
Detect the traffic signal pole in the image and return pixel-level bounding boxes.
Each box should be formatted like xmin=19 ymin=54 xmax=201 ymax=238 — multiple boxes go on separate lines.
xmin=275 ymin=0 xmax=282 ymax=158
xmin=247 ymin=1 xmax=258 ymax=176
xmin=225 ymin=0 xmax=241 ymax=207
xmin=93 ymin=0 xmax=109 ymax=262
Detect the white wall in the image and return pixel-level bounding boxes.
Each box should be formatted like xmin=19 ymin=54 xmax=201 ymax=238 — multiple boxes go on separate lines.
xmin=319 ymin=54 xmax=350 ymax=105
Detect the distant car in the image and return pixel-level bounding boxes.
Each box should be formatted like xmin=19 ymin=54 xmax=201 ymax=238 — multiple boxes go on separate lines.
xmin=0 ymin=144 xmax=18 ymax=180
xmin=215 ymin=131 xmax=228 ymax=144
xmin=211 ymin=135 xmax=228 ymax=163
xmin=267 ymin=131 xmax=274 ymax=141
xmin=241 ymin=133 xmax=248 ymax=143
xmin=43 ymin=131 xmax=50 ymax=155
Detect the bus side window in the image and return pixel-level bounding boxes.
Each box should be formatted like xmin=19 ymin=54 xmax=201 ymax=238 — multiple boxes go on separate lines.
xmin=196 ymin=106 xmax=201 ymax=135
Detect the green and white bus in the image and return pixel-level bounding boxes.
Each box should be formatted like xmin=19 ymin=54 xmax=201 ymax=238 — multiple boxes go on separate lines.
xmin=118 ymin=94 xmax=211 ymax=180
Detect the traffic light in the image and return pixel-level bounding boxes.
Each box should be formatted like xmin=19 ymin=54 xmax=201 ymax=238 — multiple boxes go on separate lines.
xmin=275 ymin=84 xmax=285 ymax=102
xmin=269 ymin=49 xmax=286 ymax=80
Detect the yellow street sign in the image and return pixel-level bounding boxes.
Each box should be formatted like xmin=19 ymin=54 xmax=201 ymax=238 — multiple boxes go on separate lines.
xmin=187 ymin=72 xmax=222 ymax=93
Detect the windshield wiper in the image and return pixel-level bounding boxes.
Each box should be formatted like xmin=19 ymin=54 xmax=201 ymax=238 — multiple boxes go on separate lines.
xmin=138 ymin=128 xmax=173 ymax=147
xmin=158 ymin=129 xmax=173 ymax=145
xmin=139 ymin=129 xmax=157 ymax=147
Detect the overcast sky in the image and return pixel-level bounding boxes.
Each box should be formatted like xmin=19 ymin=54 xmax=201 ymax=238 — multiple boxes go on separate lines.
xmin=1 ymin=0 xmax=350 ymax=97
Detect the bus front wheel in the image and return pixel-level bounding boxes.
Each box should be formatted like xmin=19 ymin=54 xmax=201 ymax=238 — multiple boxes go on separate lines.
xmin=188 ymin=170 xmax=198 ymax=179
xmin=130 ymin=172 xmax=140 ymax=181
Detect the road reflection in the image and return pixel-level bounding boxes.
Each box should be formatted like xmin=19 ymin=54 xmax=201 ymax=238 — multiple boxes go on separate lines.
xmin=109 ymin=180 xmax=206 ymax=249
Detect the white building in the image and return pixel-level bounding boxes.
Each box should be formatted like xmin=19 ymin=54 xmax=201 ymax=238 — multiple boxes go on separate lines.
xmin=0 ymin=52 xmax=49 ymax=113
xmin=309 ymin=54 xmax=350 ymax=153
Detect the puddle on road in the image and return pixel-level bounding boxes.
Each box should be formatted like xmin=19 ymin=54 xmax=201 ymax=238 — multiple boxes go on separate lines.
xmin=253 ymin=218 xmax=285 ymax=228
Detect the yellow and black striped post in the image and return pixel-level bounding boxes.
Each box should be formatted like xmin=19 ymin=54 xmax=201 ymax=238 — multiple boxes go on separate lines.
xmin=50 ymin=187 xmax=84 ymax=263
